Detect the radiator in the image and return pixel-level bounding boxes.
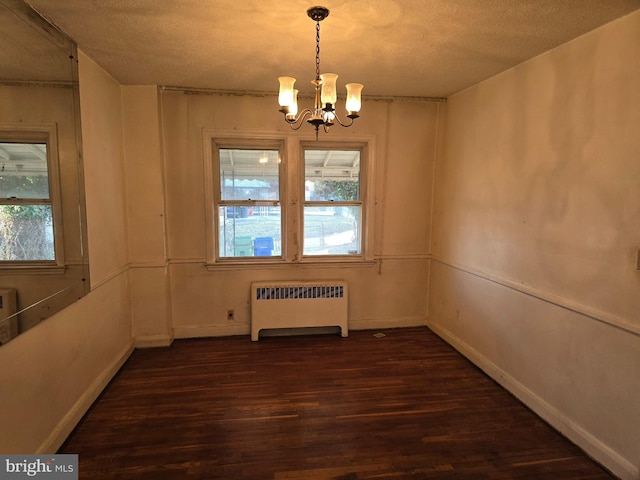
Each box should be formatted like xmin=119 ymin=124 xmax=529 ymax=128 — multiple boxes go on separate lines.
xmin=250 ymin=281 xmax=348 ymax=341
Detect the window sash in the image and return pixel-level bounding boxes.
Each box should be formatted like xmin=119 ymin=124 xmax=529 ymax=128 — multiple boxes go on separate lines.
xmin=302 ymin=204 xmax=362 ymax=256
xmin=210 ymin=139 xmax=285 ymax=261
xmin=0 ymin=126 xmax=62 ymax=266
xmin=217 ymin=203 xmax=282 ymax=258
xmin=0 ymin=204 xmax=55 ymax=261
xmin=301 ymin=145 xmax=364 ymax=258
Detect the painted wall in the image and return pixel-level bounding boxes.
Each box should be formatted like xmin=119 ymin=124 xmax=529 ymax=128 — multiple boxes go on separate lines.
xmin=429 ymin=10 xmax=640 ymax=480
xmin=159 ymin=91 xmax=439 ymax=338
xmin=122 ymin=86 xmax=172 ymax=347
xmin=0 ymin=51 xmax=133 ymax=453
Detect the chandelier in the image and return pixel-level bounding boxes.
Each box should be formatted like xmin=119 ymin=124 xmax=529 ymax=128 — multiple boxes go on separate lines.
xmin=277 ymin=6 xmax=363 ymax=138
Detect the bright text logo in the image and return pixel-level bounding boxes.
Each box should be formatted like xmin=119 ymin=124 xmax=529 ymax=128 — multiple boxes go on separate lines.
xmin=0 ymin=455 xmax=77 ymax=479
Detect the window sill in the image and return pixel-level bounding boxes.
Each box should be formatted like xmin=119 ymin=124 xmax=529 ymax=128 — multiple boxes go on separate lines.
xmin=0 ymin=264 xmax=66 ymax=275
xmin=205 ymin=257 xmax=376 ymax=271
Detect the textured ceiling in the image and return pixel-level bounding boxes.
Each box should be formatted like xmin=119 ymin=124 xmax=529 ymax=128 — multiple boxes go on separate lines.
xmin=1 ymin=1 xmax=74 ymax=82
xmin=13 ymin=0 xmax=640 ymax=97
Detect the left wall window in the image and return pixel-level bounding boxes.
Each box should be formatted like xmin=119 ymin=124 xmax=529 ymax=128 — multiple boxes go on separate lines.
xmin=0 ymin=129 xmax=61 ymax=263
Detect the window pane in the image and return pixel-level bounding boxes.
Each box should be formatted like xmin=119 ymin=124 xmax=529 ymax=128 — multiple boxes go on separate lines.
xmin=0 ymin=142 xmax=49 ymax=199
xmin=220 ymin=149 xmax=280 ymax=201
xmin=0 ymin=205 xmax=54 ymax=260
xmin=303 ymin=206 xmax=361 ymax=255
xmin=304 ymin=149 xmax=359 ymax=201
xmin=218 ymin=206 xmax=281 ymax=257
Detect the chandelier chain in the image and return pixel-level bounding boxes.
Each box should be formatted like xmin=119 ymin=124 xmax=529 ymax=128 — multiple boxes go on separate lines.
xmin=315 ymin=21 xmax=321 ymax=81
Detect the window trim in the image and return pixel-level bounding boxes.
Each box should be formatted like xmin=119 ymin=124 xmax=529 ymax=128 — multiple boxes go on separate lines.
xmin=203 ymin=131 xmax=287 ymax=264
xmin=203 ymin=130 xmax=376 ymax=266
xmin=299 ymin=141 xmax=368 ymax=260
xmin=0 ymin=123 xmax=65 ymax=270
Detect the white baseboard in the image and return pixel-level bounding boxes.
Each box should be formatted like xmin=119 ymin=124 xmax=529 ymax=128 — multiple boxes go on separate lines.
xmin=173 ymin=324 xmax=249 ymax=339
xmin=426 ymin=320 xmax=638 ymax=480
xmin=38 ymin=340 xmax=135 ymax=454
xmin=134 ymin=334 xmax=174 ymax=348
xmin=349 ymin=315 xmax=427 ymax=331
xmin=174 ymin=318 xmax=428 ymax=341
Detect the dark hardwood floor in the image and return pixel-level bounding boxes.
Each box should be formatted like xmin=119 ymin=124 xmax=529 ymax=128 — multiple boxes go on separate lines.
xmin=60 ymin=327 xmax=616 ymax=479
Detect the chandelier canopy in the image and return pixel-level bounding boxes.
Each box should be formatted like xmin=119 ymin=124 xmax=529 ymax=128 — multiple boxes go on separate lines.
xmin=278 ymin=6 xmax=363 ymax=138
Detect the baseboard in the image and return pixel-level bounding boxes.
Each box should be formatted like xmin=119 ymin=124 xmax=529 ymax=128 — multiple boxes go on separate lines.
xmin=37 ymin=340 xmax=135 ymax=454
xmin=349 ymin=315 xmax=427 ymax=331
xmin=259 ymin=326 xmax=342 ymax=338
xmin=426 ymin=320 xmax=638 ymax=480
xmin=173 ymin=324 xmax=249 ymax=339
xmin=173 ymin=318 xmax=428 ymax=341
xmin=134 ymin=334 xmax=174 ymax=348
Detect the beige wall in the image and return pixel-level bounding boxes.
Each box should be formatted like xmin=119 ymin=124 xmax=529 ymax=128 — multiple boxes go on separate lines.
xmin=122 ymin=86 xmax=172 ymax=347
xmin=160 ymin=91 xmax=439 ymax=338
xmin=0 ymin=51 xmax=133 ymax=453
xmin=430 ymin=10 xmax=640 ymax=480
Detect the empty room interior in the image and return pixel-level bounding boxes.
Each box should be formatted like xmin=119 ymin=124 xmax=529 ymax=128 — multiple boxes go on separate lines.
xmin=0 ymin=0 xmax=638 ymax=478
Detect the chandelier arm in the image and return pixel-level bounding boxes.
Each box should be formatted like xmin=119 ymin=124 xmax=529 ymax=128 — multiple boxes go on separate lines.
xmin=281 ymin=109 xmax=313 ymax=130
xmin=331 ymin=113 xmax=357 ymax=128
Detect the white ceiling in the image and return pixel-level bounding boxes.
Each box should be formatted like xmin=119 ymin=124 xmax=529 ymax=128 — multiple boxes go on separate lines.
xmin=15 ymin=0 xmax=640 ymax=98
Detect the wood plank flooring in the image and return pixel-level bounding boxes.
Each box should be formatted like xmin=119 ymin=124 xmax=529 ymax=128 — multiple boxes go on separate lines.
xmin=59 ymin=327 xmax=617 ymax=479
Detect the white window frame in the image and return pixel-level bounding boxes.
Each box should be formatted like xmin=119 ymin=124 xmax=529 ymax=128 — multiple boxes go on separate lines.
xmin=0 ymin=123 xmax=64 ymax=270
xmin=203 ymin=132 xmax=287 ymax=264
xmin=204 ymin=130 xmax=375 ymax=266
xmin=300 ymin=141 xmax=369 ymax=261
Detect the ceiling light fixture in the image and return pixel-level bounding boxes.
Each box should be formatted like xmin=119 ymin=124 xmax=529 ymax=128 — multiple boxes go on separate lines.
xmin=278 ymin=6 xmax=363 ymax=139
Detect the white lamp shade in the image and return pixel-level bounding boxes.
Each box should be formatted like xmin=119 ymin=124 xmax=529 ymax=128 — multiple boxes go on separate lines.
xmin=278 ymin=76 xmax=296 ymax=107
xmin=289 ymin=89 xmax=299 ymax=116
xmin=320 ymin=73 xmax=338 ymax=105
xmin=345 ymin=83 xmax=363 ymax=113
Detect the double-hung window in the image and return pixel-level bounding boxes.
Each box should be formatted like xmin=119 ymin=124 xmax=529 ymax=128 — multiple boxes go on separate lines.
xmin=0 ymin=127 xmax=61 ymax=265
xmin=302 ymin=145 xmax=363 ymax=256
xmin=213 ymin=140 xmax=284 ymax=259
xmin=206 ymin=133 xmax=372 ymax=264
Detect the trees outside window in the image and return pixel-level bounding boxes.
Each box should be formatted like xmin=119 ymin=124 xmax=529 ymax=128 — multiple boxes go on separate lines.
xmin=0 ymin=141 xmax=57 ymax=263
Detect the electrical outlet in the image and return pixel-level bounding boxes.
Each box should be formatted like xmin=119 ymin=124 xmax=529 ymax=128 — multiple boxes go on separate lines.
xmin=227 ymin=309 xmax=235 ymax=321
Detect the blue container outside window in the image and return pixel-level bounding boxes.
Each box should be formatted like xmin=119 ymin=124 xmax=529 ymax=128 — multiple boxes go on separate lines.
xmin=254 ymin=237 xmax=274 ymax=256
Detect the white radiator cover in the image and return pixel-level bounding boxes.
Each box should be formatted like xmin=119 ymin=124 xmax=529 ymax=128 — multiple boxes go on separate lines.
xmin=250 ymin=281 xmax=348 ymax=341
